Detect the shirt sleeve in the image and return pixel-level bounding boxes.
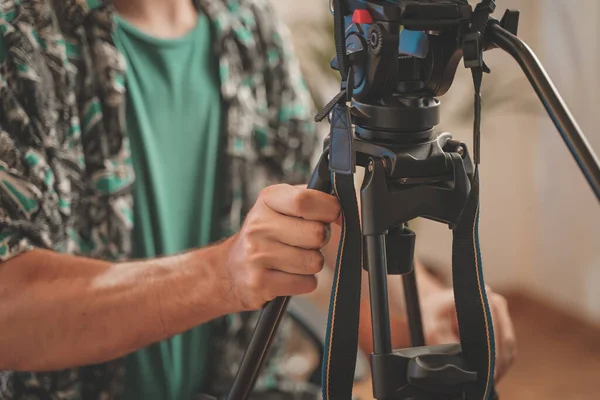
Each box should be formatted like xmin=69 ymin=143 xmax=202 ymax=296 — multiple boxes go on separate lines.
xmin=252 ymin=1 xmax=322 ymax=185
xmin=0 ymin=121 xmax=59 ymax=263
xmin=0 ymin=37 xmax=65 ymax=262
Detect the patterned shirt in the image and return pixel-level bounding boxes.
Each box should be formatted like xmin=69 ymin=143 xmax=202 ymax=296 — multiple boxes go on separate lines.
xmin=0 ymin=0 xmax=320 ymax=398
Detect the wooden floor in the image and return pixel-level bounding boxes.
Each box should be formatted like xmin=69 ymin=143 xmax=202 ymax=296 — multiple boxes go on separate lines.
xmin=494 ymin=292 xmax=600 ymax=399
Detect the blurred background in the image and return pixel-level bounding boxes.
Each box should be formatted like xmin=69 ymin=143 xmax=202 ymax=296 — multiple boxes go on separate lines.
xmin=270 ymin=0 xmax=600 ymax=398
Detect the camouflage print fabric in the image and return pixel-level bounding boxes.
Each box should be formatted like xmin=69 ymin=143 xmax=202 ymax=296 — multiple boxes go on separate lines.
xmin=0 ymin=0 xmax=320 ymax=398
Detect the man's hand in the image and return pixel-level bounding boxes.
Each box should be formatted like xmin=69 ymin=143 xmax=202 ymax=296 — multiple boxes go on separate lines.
xmin=0 ymin=184 xmax=340 ymax=371
xmin=420 ymin=284 xmax=517 ymax=382
xmin=220 ymin=184 xmax=341 ymax=311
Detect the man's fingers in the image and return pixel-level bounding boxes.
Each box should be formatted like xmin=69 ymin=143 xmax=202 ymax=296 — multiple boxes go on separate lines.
xmin=244 ymin=206 xmax=332 ymax=249
xmin=266 ymin=271 xmax=319 ymax=298
xmin=421 ymin=289 xmax=461 ymax=345
xmin=485 ymin=285 xmax=516 ymax=381
xmin=425 ymin=322 xmax=460 ymax=345
xmin=260 ymin=184 xmax=341 ymax=223
xmin=272 ymin=211 xmax=332 ymax=249
xmin=416 ymin=285 xmax=517 ymax=383
xmin=489 ymin=293 xmax=517 ymax=380
xmin=259 ymin=241 xmax=325 ymax=275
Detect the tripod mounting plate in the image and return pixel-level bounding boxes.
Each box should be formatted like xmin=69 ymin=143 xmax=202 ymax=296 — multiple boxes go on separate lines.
xmin=371 ymin=343 xmax=477 ymax=399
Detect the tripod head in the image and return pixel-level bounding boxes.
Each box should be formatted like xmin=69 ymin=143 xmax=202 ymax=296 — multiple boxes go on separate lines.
xmin=329 ymin=0 xmax=493 ymax=142
xmin=335 ymin=0 xmax=473 ymax=97
xmin=315 ymin=0 xmax=513 ymax=233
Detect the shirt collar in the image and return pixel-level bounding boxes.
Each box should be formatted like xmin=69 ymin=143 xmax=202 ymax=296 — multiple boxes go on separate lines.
xmin=54 ymin=0 xmax=210 ymax=33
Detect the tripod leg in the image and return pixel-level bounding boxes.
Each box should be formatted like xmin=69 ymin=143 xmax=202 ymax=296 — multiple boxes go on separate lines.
xmin=386 ymin=223 xmax=425 ymax=348
xmin=226 ymin=151 xmax=332 ymax=400
xmin=402 ymin=268 xmax=425 ymax=347
xmin=364 ymin=234 xmax=393 ymax=355
xmin=226 ymin=298 xmax=290 ymax=400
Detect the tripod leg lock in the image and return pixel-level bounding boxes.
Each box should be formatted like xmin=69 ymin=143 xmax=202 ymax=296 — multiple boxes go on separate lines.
xmin=366 ymin=225 xmax=415 ymax=275
xmin=371 ymin=344 xmax=478 ymax=399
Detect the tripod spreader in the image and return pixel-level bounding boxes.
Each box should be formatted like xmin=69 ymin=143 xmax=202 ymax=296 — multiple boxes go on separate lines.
xmin=359 ymin=135 xmax=473 ymax=236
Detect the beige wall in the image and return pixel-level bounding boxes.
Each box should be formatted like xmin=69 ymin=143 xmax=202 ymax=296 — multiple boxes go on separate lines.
xmin=530 ymin=0 xmax=600 ymax=323
xmin=272 ymin=0 xmax=600 ymax=324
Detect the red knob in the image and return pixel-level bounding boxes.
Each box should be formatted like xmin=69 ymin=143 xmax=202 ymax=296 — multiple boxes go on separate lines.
xmin=352 ymin=9 xmax=373 ymax=24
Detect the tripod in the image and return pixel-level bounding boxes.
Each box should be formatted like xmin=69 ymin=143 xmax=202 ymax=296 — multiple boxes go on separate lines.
xmin=223 ymin=1 xmax=600 ymax=400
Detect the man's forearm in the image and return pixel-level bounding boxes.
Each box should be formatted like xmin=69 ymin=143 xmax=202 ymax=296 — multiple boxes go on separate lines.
xmin=0 ymin=247 xmax=233 ymax=372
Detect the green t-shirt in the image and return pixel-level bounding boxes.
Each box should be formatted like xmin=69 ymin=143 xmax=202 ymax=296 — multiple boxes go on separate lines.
xmin=113 ymin=14 xmax=224 ymax=400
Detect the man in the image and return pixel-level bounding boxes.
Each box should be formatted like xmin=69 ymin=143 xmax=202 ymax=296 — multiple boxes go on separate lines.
xmin=0 ymin=0 xmax=516 ymax=399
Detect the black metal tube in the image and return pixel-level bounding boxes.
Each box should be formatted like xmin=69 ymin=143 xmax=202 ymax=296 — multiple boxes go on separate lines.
xmin=365 ymin=234 xmax=393 ymax=354
xmin=489 ymin=23 xmax=600 ymax=201
xmin=226 ymin=297 xmax=289 ymax=400
xmin=402 ymin=269 xmax=425 ymax=347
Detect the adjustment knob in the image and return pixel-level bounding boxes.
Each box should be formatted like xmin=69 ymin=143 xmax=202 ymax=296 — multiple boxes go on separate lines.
xmin=330 ymin=56 xmax=339 ymax=71
xmin=347 ymin=32 xmax=366 ymax=60
xmin=407 ymin=353 xmax=477 ymax=393
xmin=368 ymin=24 xmax=384 ymax=54
xmin=500 ymin=9 xmax=520 ymax=36
xmin=352 ymin=9 xmax=373 ymax=25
